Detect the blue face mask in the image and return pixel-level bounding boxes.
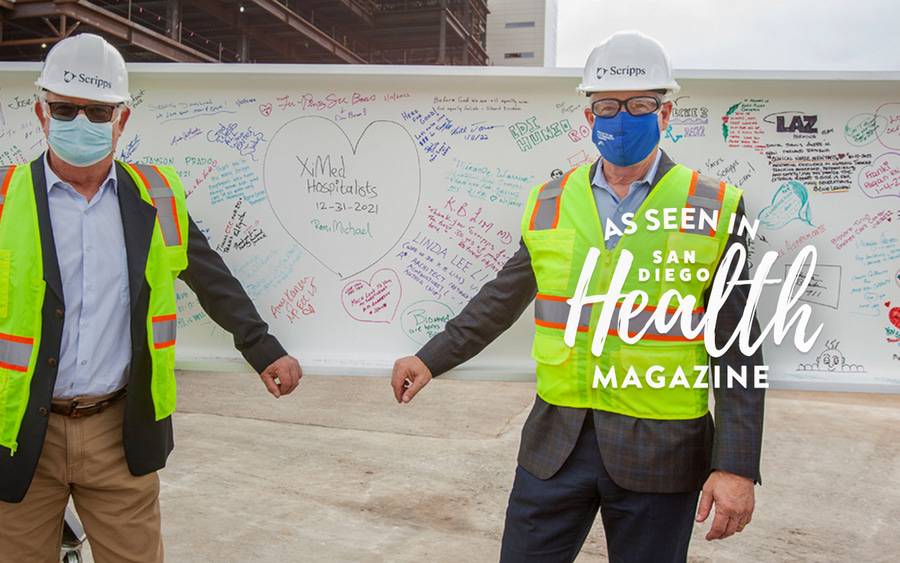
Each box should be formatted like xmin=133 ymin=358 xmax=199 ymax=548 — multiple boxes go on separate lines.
xmin=591 ymin=111 xmax=660 ymax=167
xmin=47 ymin=114 xmax=114 ymax=167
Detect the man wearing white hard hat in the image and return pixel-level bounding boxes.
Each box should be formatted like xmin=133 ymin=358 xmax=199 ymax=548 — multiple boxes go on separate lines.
xmin=0 ymin=33 xmax=302 ymax=562
xmin=392 ymin=31 xmax=764 ymax=561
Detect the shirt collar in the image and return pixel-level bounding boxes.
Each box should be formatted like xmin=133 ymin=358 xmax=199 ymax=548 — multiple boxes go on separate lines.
xmin=43 ymin=152 xmax=118 ymax=195
xmin=591 ymin=148 xmax=662 ymax=198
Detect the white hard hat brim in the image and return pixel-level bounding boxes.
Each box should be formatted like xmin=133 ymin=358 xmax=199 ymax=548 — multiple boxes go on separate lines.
xmin=36 ymin=79 xmax=131 ymax=104
xmin=577 ymin=79 xmax=681 ymax=95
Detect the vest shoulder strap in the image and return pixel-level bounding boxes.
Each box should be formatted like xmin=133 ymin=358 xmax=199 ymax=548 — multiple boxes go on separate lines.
xmin=121 ymin=161 xmax=186 ymax=248
xmin=0 ymin=165 xmax=16 ymax=224
xmin=537 ymin=174 xmax=566 ymax=201
xmin=680 ymin=169 xmax=741 ymax=237
xmin=528 ymin=165 xmax=587 ymax=231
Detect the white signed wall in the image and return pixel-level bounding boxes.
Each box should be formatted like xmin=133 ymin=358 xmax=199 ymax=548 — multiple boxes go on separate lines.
xmin=0 ymin=64 xmax=897 ymax=391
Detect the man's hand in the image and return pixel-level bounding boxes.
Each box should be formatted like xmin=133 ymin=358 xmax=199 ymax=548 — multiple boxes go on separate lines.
xmin=391 ymin=356 xmax=433 ymax=404
xmin=696 ymin=470 xmax=755 ymax=540
xmin=260 ymin=355 xmax=302 ymax=398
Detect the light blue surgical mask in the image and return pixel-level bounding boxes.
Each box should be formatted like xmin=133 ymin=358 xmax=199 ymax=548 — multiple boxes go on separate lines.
xmin=47 ymin=114 xmax=114 ymax=167
xmin=591 ymin=111 xmax=660 ymax=167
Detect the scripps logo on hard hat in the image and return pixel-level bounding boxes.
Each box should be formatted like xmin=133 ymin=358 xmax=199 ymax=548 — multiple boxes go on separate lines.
xmin=578 ymin=31 xmax=680 ymax=94
xmin=596 ymin=66 xmax=647 ymax=79
xmin=36 ymin=34 xmax=130 ymax=103
xmin=63 ymin=69 xmax=113 ymax=90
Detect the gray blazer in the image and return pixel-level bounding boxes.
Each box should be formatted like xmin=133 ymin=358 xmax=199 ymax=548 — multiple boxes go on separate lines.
xmin=417 ymin=150 xmax=765 ymax=493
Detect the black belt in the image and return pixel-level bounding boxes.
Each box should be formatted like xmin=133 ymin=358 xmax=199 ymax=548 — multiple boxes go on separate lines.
xmin=51 ymin=388 xmax=127 ymax=418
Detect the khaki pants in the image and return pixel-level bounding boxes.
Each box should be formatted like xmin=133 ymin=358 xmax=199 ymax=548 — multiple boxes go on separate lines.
xmin=0 ymin=397 xmax=163 ymax=563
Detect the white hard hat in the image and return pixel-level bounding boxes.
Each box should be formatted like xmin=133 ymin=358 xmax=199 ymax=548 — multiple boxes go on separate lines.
xmin=577 ymin=30 xmax=680 ymax=95
xmin=35 ymin=33 xmax=130 ymax=104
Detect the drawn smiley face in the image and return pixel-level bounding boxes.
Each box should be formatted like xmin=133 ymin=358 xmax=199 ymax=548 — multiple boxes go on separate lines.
xmin=816 ymin=349 xmax=845 ymax=371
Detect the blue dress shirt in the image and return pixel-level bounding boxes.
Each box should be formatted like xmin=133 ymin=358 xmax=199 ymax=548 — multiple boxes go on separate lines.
xmin=591 ymin=149 xmax=662 ymax=249
xmin=44 ymin=155 xmax=131 ymax=399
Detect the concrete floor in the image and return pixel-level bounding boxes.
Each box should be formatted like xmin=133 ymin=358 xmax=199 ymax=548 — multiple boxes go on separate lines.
xmin=77 ymin=372 xmax=900 ymax=562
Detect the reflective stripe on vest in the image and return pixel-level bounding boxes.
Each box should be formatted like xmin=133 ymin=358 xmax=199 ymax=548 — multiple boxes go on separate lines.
xmin=152 ymin=314 xmax=177 ymax=349
xmin=0 ymin=165 xmax=14 ymax=221
xmin=606 ymin=304 xmax=704 ymax=342
xmin=680 ymin=170 xmax=726 ymax=237
xmin=529 ymin=168 xmax=575 ymax=231
xmin=535 ymin=294 xmax=591 ymax=332
xmin=0 ymin=333 xmax=33 ymax=372
xmin=130 ymin=164 xmax=183 ymax=247
xmin=534 ymin=296 xmax=705 ymax=341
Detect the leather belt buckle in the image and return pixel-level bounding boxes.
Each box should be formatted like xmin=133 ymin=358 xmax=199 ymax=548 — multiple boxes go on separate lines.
xmin=51 ymin=388 xmax=126 ymax=418
xmin=69 ymin=400 xmax=103 ymax=419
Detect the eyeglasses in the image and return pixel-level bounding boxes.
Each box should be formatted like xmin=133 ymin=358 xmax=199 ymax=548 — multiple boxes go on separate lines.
xmin=45 ymin=101 xmax=119 ymax=123
xmin=591 ymin=96 xmax=662 ymax=119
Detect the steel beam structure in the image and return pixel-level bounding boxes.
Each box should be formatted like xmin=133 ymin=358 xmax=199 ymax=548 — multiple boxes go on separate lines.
xmin=0 ymin=0 xmax=490 ymax=65
xmin=5 ymin=0 xmax=215 ymax=61
xmin=246 ymin=0 xmax=367 ymax=63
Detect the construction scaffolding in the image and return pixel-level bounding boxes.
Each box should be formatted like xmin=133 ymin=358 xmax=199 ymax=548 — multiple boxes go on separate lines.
xmin=0 ymin=0 xmax=489 ymax=65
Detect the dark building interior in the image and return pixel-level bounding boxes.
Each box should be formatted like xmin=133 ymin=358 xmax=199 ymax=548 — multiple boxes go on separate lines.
xmin=0 ymin=0 xmax=489 ymax=65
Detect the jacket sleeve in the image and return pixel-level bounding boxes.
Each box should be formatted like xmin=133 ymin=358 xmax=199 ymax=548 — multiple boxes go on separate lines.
xmin=178 ymin=214 xmax=288 ymax=373
xmin=416 ymin=239 xmax=537 ymax=377
xmin=705 ymin=197 xmax=766 ymax=483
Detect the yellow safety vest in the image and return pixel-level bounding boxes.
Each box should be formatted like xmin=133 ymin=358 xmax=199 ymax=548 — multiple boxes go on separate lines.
xmin=0 ymin=160 xmax=188 ymax=454
xmin=521 ymin=162 xmax=742 ymax=420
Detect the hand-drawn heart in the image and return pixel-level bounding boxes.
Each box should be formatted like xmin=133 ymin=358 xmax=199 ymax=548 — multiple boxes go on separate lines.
xmin=886 ymin=301 xmax=900 ymax=329
xmin=259 ymin=103 xmax=273 ymax=117
xmin=263 ymin=116 xmax=421 ymax=279
xmin=341 ymin=268 xmax=401 ymax=323
xmin=857 ymin=152 xmax=900 ymax=200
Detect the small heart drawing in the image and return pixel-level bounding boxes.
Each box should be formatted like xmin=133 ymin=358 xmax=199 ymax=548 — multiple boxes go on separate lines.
xmin=259 ymin=103 xmax=273 ymax=117
xmin=857 ymin=152 xmax=900 ymax=200
xmin=341 ymin=268 xmax=401 ymax=323
xmin=886 ymin=301 xmax=900 ymax=329
xmin=263 ymin=116 xmax=421 ymax=278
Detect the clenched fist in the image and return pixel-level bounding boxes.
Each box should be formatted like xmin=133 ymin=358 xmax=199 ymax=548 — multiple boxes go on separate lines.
xmin=259 ymin=355 xmax=302 ymax=398
xmin=390 ymin=355 xmax=433 ymax=404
